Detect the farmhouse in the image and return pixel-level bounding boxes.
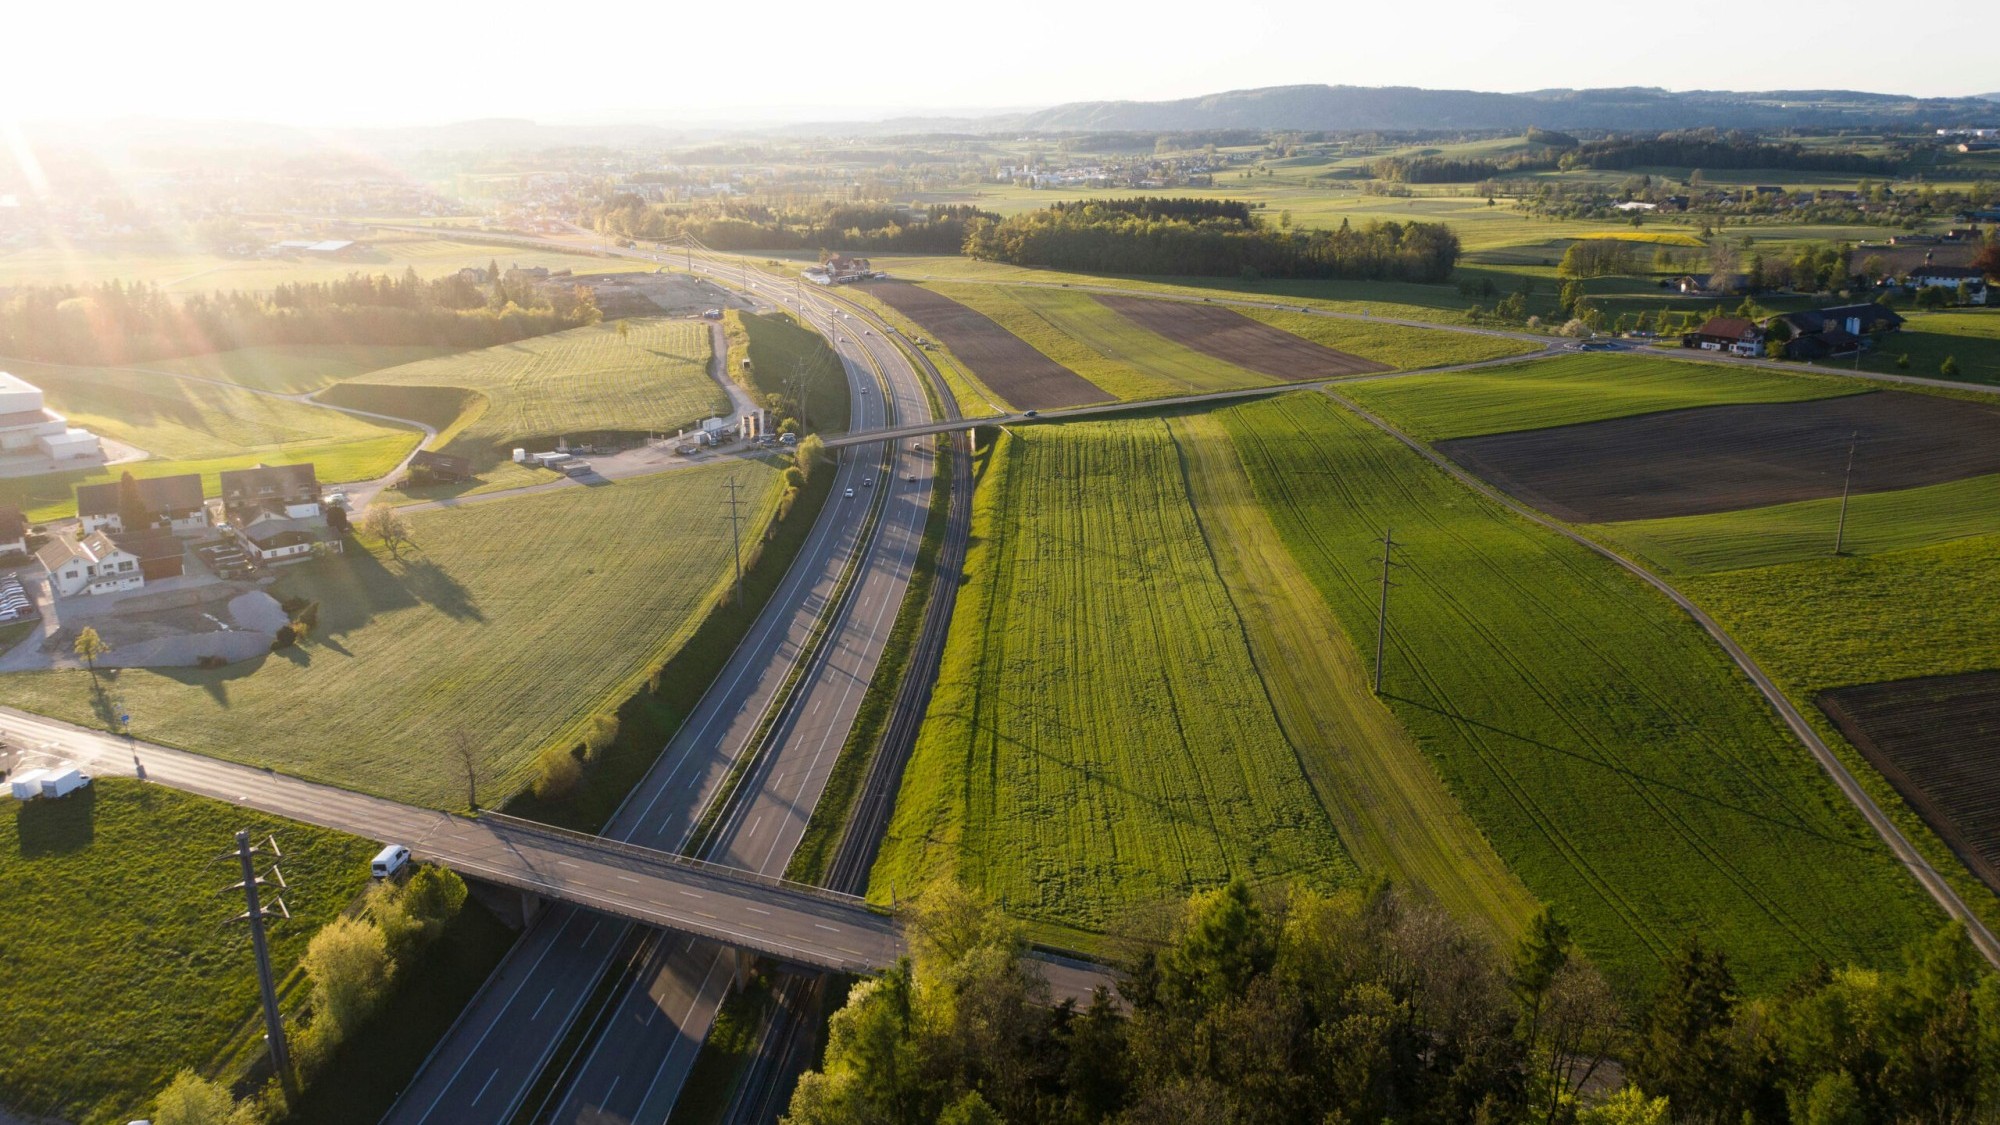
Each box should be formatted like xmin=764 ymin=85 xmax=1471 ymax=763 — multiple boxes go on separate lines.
xmin=1908 ymin=265 xmax=1990 ymax=303
xmin=1684 ymin=316 xmax=1766 ymax=357
xmin=0 ymin=371 xmax=104 ymax=476
xmin=1769 ymin=303 xmax=1905 ymax=360
xmin=407 ymin=450 xmax=473 ymax=484
xmin=75 ymin=474 xmax=208 ymax=536
xmin=37 ymin=530 xmax=143 ymax=597
xmin=219 ymin=463 xmax=335 ymax=565
xmin=0 ymin=504 xmax=26 ymax=557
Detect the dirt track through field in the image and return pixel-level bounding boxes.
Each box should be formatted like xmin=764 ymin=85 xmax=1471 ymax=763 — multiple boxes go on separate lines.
xmin=868 ymin=282 xmax=1112 ymax=411
xmin=1096 ymin=295 xmax=1391 ymax=380
xmin=1438 ymin=390 xmax=2000 ymax=522
xmin=1820 ymin=672 xmax=2000 ymax=897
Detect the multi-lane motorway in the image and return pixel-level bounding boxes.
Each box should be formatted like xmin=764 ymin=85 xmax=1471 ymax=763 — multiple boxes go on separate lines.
xmin=383 ymin=251 xmax=945 ymax=1125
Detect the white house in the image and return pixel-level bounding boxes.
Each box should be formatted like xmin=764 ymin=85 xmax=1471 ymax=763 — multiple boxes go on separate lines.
xmin=0 ymin=372 xmax=104 ymax=475
xmin=219 ymin=463 xmax=332 ymax=566
xmin=75 ymin=474 xmax=209 ymax=536
xmin=1909 ymin=265 xmax=1991 ymax=303
xmin=36 ymin=530 xmax=143 ymax=597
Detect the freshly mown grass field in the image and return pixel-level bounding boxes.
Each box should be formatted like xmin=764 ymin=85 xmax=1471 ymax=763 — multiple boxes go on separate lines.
xmin=2 ymin=460 xmax=783 ymax=808
xmin=928 ymin=283 xmax=1277 ymax=400
xmin=1231 ymin=308 xmax=1542 ymax=369
xmin=1591 ymin=472 xmax=2000 ymax=575
xmin=0 ymin=780 xmax=372 ymax=1125
xmin=323 ymin=318 xmax=725 ymax=467
xmin=1221 ymin=392 xmax=1936 ymax=993
xmin=871 ymin=423 xmax=1358 ymax=936
xmin=1343 ymin=353 xmax=1856 ymax=440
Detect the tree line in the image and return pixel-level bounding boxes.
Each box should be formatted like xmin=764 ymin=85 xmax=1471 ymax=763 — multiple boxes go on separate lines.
xmin=0 ymin=266 xmax=600 ymax=366
xmin=786 ymin=879 xmax=2000 ymax=1125
xmin=962 ymin=201 xmax=1461 ymax=283
xmin=1559 ymin=133 xmax=1900 ymax=174
xmin=1371 ymin=153 xmax=1557 ymax=184
xmin=587 ymin=196 xmax=997 ymax=255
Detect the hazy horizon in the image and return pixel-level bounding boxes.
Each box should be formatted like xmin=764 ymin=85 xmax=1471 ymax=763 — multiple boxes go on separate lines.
xmin=6 ymin=0 xmax=1993 ymax=130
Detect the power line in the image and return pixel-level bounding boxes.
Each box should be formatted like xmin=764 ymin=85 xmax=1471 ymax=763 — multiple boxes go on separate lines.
xmin=1833 ymin=430 xmax=1859 ymax=555
xmin=1374 ymin=527 xmax=1405 ymax=695
xmin=223 ymin=830 xmax=293 ymax=1091
xmin=723 ymin=476 xmax=745 ymax=597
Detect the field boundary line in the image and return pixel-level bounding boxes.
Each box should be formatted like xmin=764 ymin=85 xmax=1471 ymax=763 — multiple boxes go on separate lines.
xmin=1325 ymin=387 xmax=2000 ymax=969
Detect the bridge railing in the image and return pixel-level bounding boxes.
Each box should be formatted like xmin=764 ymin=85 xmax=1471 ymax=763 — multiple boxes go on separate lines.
xmin=474 ymin=811 xmax=883 ymax=912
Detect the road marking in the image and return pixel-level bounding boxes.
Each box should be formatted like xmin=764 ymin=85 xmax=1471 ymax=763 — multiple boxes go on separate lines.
xmin=694 ymin=910 xmax=718 ymax=919
xmin=616 ymin=874 xmax=640 ymax=884
xmin=678 ymin=890 xmax=703 ymax=899
xmin=556 ymin=860 xmax=580 ymax=868
xmin=602 ymin=1076 xmax=620 ymax=1104
xmin=581 ymin=919 xmax=602 ymax=947
xmin=470 ymin=1069 xmax=498 ymax=1107
xmin=746 ymin=906 xmax=771 ymax=916
xmin=814 ymin=923 xmax=840 ymax=932
xmin=531 ymin=987 xmax=555 ymax=1020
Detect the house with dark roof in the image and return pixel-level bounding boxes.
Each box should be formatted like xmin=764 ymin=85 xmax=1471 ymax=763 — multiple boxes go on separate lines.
xmin=236 ymin=518 xmax=330 ymax=564
xmin=219 ymin=463 xmax=321 ymax=528
xmin=407 ymin=450 xmax=473 ymax=485
xmin=75 ymin=473 xmax=208 ymax=536
xmin=1769 ymin=304 xmax=1906 ymax=360
xmin=110 ymin=529 xmax=185 ymax=581
xmin=1685 ymin=316 xmax=1766 ymax=356
xmin=0 ymin=504 xmax=26 ymax=557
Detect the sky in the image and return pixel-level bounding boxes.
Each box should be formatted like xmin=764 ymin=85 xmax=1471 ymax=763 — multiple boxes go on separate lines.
xmin=5 ymin=0 xmax=1992 ymax=128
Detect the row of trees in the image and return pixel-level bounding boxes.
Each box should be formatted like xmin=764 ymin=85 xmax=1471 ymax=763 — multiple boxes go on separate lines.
xmin=0 ymin=266 xmax=600 ymax=366
xmin=963 ymin=203 xmax=1461 ymax=283
xmin=1371 ymin=154 xmax=1557 ymax=184
xmin=788 ymin=880 xmax=2000 ymax=1125
xmin=1559 ymin=134 xmax=1901 ymax=175
xmin=587 ymin=196 xmax=997 ymax=255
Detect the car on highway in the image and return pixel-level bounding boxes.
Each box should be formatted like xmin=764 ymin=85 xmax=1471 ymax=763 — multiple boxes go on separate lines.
xmin=844 ymin=487 xmax=856 ymax=498
xmin=905 ymin=473 xmax=917 ymax=482
xmin=864 ymin=477 xmax=873 ymax=486
xmin=1023 ymin=410 xmax=1040 ymax=418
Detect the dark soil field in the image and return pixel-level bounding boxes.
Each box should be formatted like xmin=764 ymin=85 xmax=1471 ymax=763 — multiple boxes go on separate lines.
xmin=1438 ymin=390 xmax=2000 ymax=522
xmin=1096 ymin=295 xmax=1392 ymax=380
xmin=869 ymin=282 xmax=1112 ymax=410
xmin=1820 ymin=671 xmax=2000 ymax=894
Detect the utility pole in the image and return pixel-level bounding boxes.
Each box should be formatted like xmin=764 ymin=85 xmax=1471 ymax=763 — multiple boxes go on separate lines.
xmin=723 ymin=477 xmax=745 ymax=597
xmin=226 ymin=830 xmax=292 ymax=1091
xmin=1374 ymin=528 xmax=1402 ymax=695
xmin=1833 ymin=430 xmax=1859 ymax=555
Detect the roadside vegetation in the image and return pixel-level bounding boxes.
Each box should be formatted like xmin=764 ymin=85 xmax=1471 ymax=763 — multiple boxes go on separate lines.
xmin=0 ymin=780 xmax=372 ymax=1125
xmin=723 ymin=307 xmax=852 ymax=433
xmin=1221 ymin=392 xmax=1934 ymax=993
xmin=2 ymin=460 xmax=784 ymax=808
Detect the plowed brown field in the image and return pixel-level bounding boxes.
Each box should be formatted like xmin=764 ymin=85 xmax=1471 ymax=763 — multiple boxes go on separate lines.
xmin=1096 ymin=295 xmax=1391 ymax=380
xmin=869 ymin=282 xmax=1112 ymax=410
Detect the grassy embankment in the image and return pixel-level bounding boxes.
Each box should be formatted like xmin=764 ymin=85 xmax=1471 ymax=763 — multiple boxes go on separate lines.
xmin=871 ymin=424 xmax=1359 ymax=945
xmin=1220 ymin=393 xmax=1936 ymax=994
xmin=0 ymin=357 xmax=424 ymax=523
xmin=2 ymin=460 xmax=785 ymax=809
xmin=0 ymin=780 xmax=373 ymax=1125
xmin=722 ymin=309 xmax=854 ymax=433
xmin=324 ymin=318 xmax=728 ymax=499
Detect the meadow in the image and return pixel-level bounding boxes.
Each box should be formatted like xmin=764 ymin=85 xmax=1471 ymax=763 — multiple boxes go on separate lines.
xmin=2 ymin=459 xmax=783 ymax=807
xmin=321 ymin=318 xmax=727 ymax=467
xmin=1341 ymin=352 xmax=1855 ymax=440
xmin=870 ymin=423 xmax=1358 ymax=936
xmin=1853 ymin=310 xmax=2000 ymax=386
xmin=140 ymin=344 xmax=465 ymax=394
xmin=735 ymin=309 xmax=852 ymax=434
xmin=1231 ymin=308 xmax=1541 ymax=369
xmin=1591 ymin=472 xmax=2000 ymax=575
xmin=0 ymin=232 xmax=633 ymax=292
xmin=1221 ymin=392 xmax=1936 ymax=993
xmin=0 ymin=439 xmax=422 ymax=526
xmin=0 ymin=780 xmax=371 ymax=1125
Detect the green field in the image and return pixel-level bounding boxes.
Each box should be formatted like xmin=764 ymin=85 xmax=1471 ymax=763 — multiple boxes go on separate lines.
xmin=1343 ymin=353 xmax=1856 ymax=440
xmin=325 ymin=318 xmax=725 ymax=467
xmin=141 ymin=345 xmax=465 ymax=394
xmin=929 ymin=282 xmax=1278 ymax=400
xmin=1232 ymin=308 xmax=1542 ymax=369
xmin=736 ymin=310 xmax=851 ymax=433
xmin=1852 ymin=311 xmax=2000 ymax=386
xmin=2 ymin=460 xmax=782 ymax=807
xmin=5 ymin=358 xmax=416 ymax=461
xmin=0 ymin=232 xmax=631 ymax=292
xmin=1220 ymin=392 xmax=1935 ymax=993
xmin=0 ymin=440 xmax=421 ymax=527
xmin=0 ymin=780 xmax=371 ymax=1125
xmin=871 ymin=423 xmax=1359 ymax=935
xmin=1591 ymin=472 xmax=2000 ymax=575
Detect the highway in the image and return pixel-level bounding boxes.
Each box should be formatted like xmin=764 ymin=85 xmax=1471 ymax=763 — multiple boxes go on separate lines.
xmin=381 ymin=245 xmax=947 ymax=1125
